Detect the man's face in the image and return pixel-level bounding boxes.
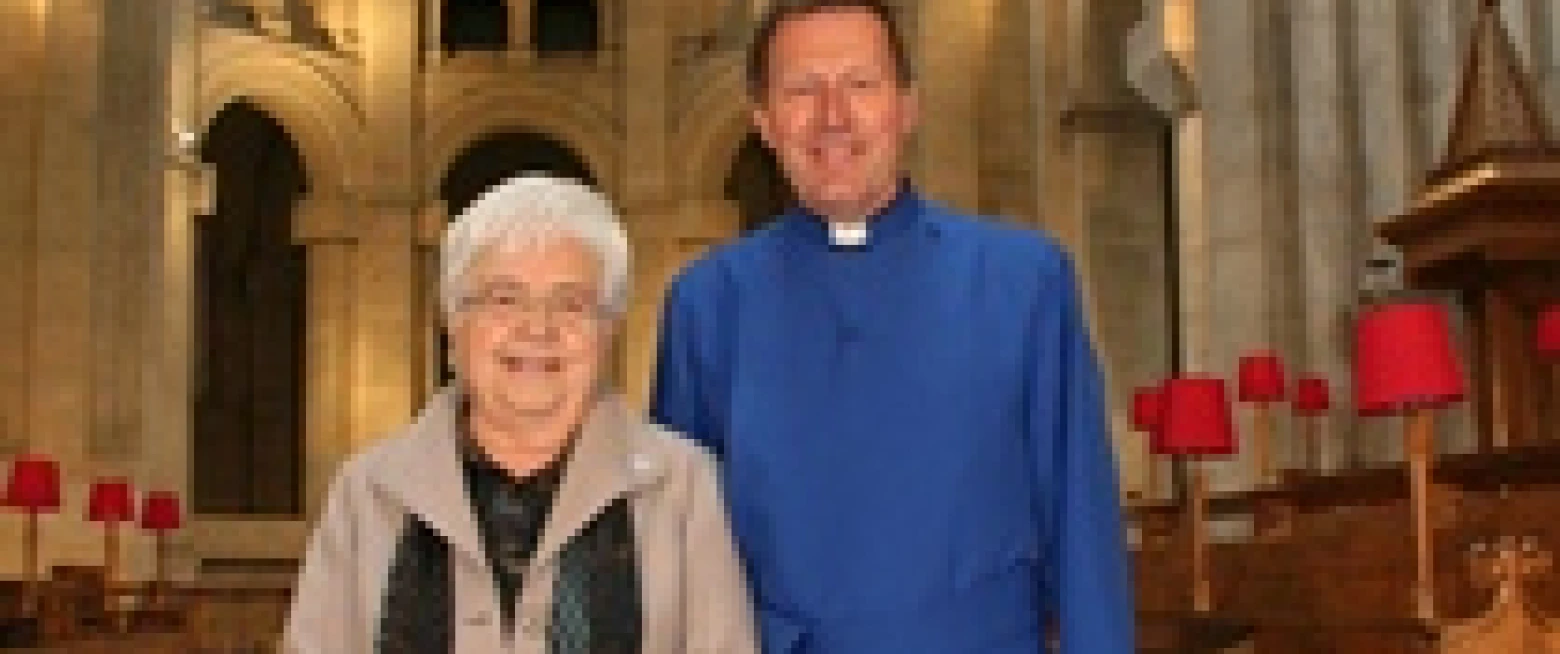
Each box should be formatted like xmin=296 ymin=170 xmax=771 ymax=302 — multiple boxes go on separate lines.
xmin=753 ymin=8 xmax=917 ymax=222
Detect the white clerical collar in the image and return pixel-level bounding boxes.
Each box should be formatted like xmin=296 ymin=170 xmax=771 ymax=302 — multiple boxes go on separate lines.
xmin=828 ymin=221 xmax=869 ymax=247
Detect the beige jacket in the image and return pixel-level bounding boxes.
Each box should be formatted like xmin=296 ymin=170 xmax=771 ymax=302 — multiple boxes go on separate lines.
xmin=282 ymin=389 xmax=758 ymax=653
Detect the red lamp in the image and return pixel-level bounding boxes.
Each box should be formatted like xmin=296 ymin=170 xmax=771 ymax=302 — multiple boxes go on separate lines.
xmin=1238 ymin=351 xmax=1287 ymax=485
xmin=1132 ymin=386 xmax=1166 ymax=433
xmin=139 ymin=491 xmax=182 ymax=598
xmin=1160 ymin=377 xmax=1237 ymax=456
xmin=7 ymin=457 xmax=59 ymax=612
xmin=1354 ymin=301 xmax=1467 ymax=623
xmin=1293 ymin=376 xmax=1331 ymax=470
xmin=88 ymin=478 xmax=135 ymax=591
xmin=1239 ymin=352 xmax=1287 ymax=402
xmin=1538 ymin=304 xmax=1560 ymax=358
xmin=1356 ymin=303 xmax=1465 ymax=415
xmin=1160 ymin=376 xmax=1239 ymax=612
xmin=1295 ymin=377 xmax=1331 ymax=415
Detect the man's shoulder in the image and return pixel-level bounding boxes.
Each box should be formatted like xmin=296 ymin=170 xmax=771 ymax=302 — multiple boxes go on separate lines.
xmin=924 ymin=203 xmax=1072 ymax=275
xmin=664 ymin=223 xmax=786 ymax=302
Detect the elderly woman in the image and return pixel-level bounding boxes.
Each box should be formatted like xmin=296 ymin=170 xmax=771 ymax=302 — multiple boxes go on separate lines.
xmin=284 ymin=174 xmax=757 ymax=653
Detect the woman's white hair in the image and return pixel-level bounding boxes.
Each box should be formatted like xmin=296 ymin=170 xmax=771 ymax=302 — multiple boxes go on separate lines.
xmin=440 ymin=173 xmax=629 ymax=321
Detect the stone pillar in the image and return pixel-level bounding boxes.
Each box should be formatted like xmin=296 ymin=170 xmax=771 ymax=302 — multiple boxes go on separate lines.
xmin=0 ymin=2 xmax=47 ymax=458
xmin=139 ymin=0 xmax=204 ymax=584
xmin=978 ymin=0 xmax=1036 ymax=222
xmin=1034 ymin=0 xmax=1079 ymax=250
xmin=1196 ymin=0 xmax=1286 ymax=491
xmin=93 ymin=0 xmax=170 ymax=465
xmin=1060 ymin=0 xmax=1173 ymax=499
xmin=1412 ymin=0 xmax=1462 ymax=169
xmin=356 ymin=0 xmax=423 ymax=443
xmin=512 ymin=0 xmax=534 ymax=60
xmin=622 ymin=0 xmax=674 ymax=408
xmin=349 ymin=209 xmax=420 ymax=447
xmin=1291 ymin=0 xmax=1359 ymax=472
xmin=1537 ymin=0 xmax=1560 ymax=125
xmin=293 ymin=192 xmax=357 ymax=516
xmin=32 ymin=0 xmax=101 ymax=475
xmin=913 ymin=0 xmax=991 ymax=213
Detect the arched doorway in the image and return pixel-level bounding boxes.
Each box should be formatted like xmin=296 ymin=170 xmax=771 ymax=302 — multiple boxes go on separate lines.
xmin=725 ymin=134 xmax=792 ymax=232
xmin=194 ymin=100 xmax=308 ymax=516
xmin=432 ymin=131 xmax=600 ymax=386
xmin=532 ymin=0 xmax=600 ymax=55
xmin=443 ymin=0 xmax=510 ymax=52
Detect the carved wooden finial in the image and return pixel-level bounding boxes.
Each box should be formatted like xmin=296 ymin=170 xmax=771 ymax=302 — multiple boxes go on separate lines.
xmin=1469 ymin=536 xmax=1550 ymax=593
xmin=1429 ymin=0 xmax=1556 ymax=186
xmin=1441 ymin=536 xmax=1560 ymax=654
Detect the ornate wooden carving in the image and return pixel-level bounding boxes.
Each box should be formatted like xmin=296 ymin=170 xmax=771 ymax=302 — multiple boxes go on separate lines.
xmin=1441 ymin=536 xmax=1560 ymax=653
xmin=1379 ymin=0 xmax=1560 ymax=448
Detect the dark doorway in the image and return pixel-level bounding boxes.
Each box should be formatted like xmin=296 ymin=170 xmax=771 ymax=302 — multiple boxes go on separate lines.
xmin=725 ymin=134 xmax=793 ymax=232
xmin=194 ymin=101 xmax=308 ymax=516
xmin=444 ymin=0 xmax=510 ymax=52
xmin=533 ymin=0 xmax=600 ymax=55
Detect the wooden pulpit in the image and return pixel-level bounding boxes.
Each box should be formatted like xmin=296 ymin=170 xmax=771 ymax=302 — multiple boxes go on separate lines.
xmin=1378 ymin=0 xmax=1560 ymax=449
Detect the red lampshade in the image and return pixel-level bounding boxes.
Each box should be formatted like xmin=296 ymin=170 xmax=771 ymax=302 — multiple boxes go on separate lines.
xmin=1157 ymin=377 xmax=1237 ymax=457
xmin=87 ymin=479 xmax=135 ymax=523
xmin=1132 ymin=386 xmax=1166 ymax=433
xmin=139 ymin=491 xmax=182 ymax=531
xmin=1294 ymin=376 xmax=1331 ymax=416
xmin=1538 ymin=304 xmax=1560 ymax=358
xmin=7 ymin=458 xmax=60 ymax=513
xmin=1238 ymin=351 xmax=1286 ymax=403
xmin=1355 ymin=302 xmax=1466 ymax=415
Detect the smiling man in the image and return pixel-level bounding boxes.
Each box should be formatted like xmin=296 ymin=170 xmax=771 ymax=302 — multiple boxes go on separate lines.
xmin=650 ymin=1 xmax=1133 ymax=652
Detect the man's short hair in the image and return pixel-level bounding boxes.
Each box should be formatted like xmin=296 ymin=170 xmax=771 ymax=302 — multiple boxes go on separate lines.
xmin=746 ymin=0 xmax=913 ymax=97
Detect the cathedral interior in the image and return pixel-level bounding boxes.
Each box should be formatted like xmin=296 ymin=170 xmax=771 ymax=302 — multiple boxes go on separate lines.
xmin=0 ymin=0 xmax=1558 ymax=650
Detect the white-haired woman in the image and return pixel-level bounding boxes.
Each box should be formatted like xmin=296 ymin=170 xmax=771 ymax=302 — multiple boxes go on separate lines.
xmin=283 ymin=174 xmax=757 ymax=654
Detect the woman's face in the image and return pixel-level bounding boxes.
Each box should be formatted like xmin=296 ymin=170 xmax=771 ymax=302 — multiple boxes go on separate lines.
xmin=449 ymin=236 xmax=608 ymax=426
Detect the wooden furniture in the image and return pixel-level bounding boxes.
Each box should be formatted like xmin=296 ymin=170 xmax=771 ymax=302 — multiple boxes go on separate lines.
xmin=1377 ymin=0 xmax=1560 ymax=450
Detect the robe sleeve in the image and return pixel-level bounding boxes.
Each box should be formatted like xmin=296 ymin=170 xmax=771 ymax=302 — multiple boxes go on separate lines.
xmin=650 ymin=272 xmax=723 ymax=457
xmin=1028 ymin=244 xmax=1134 ymax=653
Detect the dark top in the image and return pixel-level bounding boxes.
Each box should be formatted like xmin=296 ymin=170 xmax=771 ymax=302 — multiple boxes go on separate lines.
xmin=460 ymin=434 xmax=643 ymax=652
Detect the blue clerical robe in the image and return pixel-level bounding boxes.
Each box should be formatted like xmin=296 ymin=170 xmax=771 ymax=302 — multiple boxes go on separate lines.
xmin=650 ymin=186 xmax=1132 ymax=653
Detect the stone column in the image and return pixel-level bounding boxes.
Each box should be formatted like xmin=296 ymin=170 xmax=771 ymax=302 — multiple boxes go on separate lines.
xmin=1061 ymin=0 xmax=1174 ymax=499
xmin=93 ymin=0 xmax=171 ymax=465
xmin=1034 ymin=0 xmax=1079 ymax=250
xmin=1412 ymin=0 xmax=1462 ymax=169
xmin=1536 ymin=0 xmax=1560 ymax=125
xmin=137 ymin=0 xmax=204 ymax=584
xmin=977 ymin=0 xmax=1036 ymax=221
xmin=355 ymin=0 xmax=423 ymax=444
xmin=293 ymin=192 xmax=357 ymax=516
xmin=0 ymin=2 xmax=47 ymax=458
xmin=32 ymin=0 xmax=101 ymax=474
xmin=1195 ymin=0 xmax=1291 ymax=490
xmin=913 ymin=0 xmax=991 ymax=213
xmin=621 ymin=0 xmax=674 ymax=408
xmin=1291 ymin=0 xmax=1360 ymax=472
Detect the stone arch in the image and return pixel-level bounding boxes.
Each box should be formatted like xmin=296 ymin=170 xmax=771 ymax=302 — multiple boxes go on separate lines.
xmin=677 ymin=60 xmax=758 ymax=222
xmin=427 ymin=86 xmax=618 ymax=205
xmin=196 ymin=52 xmax=366 ymax=198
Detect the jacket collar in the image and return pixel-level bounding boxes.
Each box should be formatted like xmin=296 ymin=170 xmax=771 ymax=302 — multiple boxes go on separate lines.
xmin=366 ymin=387 xmax=668 ymax=565
xmin=781 ymin=179 xmax=925 ymax=250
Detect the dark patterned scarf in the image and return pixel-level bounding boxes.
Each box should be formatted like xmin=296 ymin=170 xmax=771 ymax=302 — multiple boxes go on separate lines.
xmin=374 ymin=437 xmax=641 ymax=653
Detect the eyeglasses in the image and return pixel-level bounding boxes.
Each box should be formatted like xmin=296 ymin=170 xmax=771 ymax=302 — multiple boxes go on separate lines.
xmin=458 ymin=289 xmax=606 ymax=330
